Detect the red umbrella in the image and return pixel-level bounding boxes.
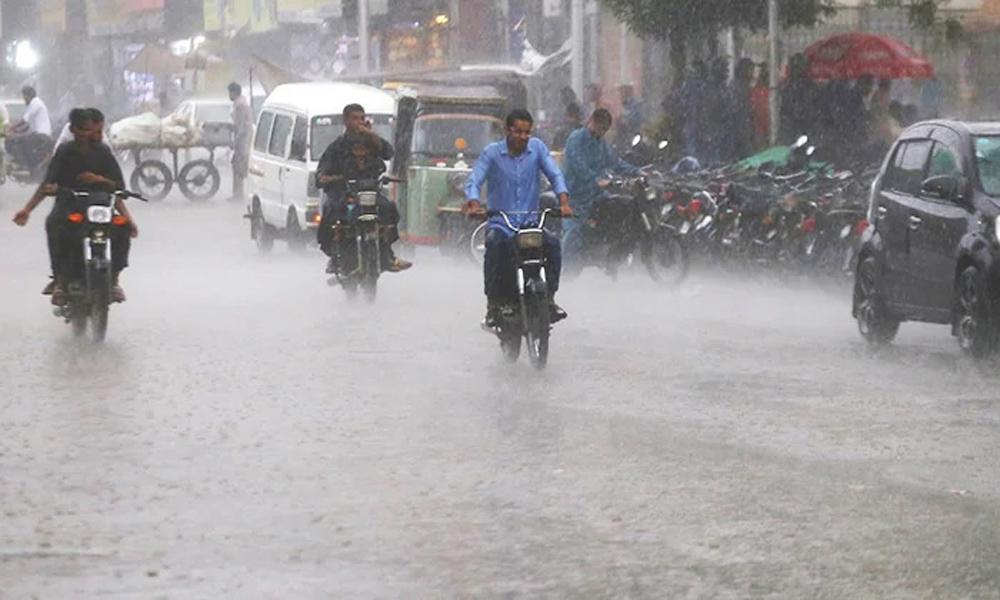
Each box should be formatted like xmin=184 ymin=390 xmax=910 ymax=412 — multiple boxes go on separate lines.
xmin=803 ymin=32 xmax=935 ymax=80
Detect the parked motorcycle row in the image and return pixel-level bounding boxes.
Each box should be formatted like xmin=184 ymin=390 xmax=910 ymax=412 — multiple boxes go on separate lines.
xmin=619 ymin=136 xmax=879 ymax=283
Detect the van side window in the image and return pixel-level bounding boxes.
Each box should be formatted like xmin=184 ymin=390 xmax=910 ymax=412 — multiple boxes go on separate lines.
xmin=290 ymin=116 xmax=308 ymax=162
xmin=254 ymin=112 xmax=274 ymax=153
xmin=269 ymin=114 xmax=293 ymax=157
xmin=886 ymin=140 xmax=932 ymax=195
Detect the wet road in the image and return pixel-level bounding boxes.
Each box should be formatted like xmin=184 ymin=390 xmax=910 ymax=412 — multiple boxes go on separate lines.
xmin=1 ymin=187 xmax=999 ymax=598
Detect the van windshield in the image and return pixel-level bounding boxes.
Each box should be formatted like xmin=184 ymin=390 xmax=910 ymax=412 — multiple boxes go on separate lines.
xmin=310 ymin=114 xmax=393 ymax=161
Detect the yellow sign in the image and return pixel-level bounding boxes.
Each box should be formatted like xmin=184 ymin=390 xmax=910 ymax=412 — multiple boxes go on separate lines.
xmin=204 ymin=0 xmax=277 ymax=34
xmin=39 ymin=0 xmax=66 ymax=33
xmin=276 ymin=0 xmax=342 ymax=22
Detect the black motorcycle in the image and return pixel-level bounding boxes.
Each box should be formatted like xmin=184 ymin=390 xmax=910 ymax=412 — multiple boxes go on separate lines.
xmin=327 ymin=175 xmax=400 ymax=302
xmin=55 ymin=189 xmax=146 ymax=341
xmin=483 ymin=209 xmax=563 ymax=370
xmin=566 ymin=173 xmax=687 ymax=285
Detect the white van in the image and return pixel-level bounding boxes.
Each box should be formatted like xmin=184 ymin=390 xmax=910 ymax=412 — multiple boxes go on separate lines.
xmin=246 ymin=82 xmax=396 ymax=251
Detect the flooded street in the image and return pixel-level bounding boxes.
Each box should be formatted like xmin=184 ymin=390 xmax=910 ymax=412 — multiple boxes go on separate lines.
xmin=1 ymin=189 xmax=998 ymax=598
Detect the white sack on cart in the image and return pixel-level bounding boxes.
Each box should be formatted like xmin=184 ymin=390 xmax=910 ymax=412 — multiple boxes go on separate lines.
xmin=109 ymin=112 xmax=161 ymax=147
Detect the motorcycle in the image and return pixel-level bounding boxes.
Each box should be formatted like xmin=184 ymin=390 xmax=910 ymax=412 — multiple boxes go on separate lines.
xmin=55 ymin=188 xmax=147 ymax=341
xmin=326 ymin=175 xmax=400 ymax=302
xmin=1 ymin=132 xmax=53 ymax=185
xmin=566 ymin=172 xmax=687 ymax=285
xmin=483 ymin=209 xmax=564 ymax=370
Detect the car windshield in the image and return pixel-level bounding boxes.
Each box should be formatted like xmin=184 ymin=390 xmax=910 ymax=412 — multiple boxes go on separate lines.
xmin=975 ymin=136 xmax=1000 ymax=196
xmin=311 ymin=114 xmax=393 ymax=162
xmin=412 ymin=115 xmax=502 ymax=159
xmin=196 ymin=103 xmax=232 ymax=123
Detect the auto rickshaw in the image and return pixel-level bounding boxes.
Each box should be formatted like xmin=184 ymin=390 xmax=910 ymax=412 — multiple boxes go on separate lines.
xmin=389 ymin=86 xmax=507 ymax=258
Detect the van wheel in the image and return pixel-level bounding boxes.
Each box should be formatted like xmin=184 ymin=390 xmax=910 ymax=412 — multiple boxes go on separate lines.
xmin=286 ymin=210 xmax=307 ymax=253
xmin=955 ymin=265 xmax=996 ymax=358
xmin=251 ymin=202 xmax=274 ymax=254
xmin=855 ymin=256 xmax=899 ymax=346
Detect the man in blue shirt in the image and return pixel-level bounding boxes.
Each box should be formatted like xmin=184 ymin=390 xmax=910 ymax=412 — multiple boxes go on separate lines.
xmin=562 ymin=108 xmax=639 ymax=259
xmin=465 ymin=109 xmax=572 ymax=326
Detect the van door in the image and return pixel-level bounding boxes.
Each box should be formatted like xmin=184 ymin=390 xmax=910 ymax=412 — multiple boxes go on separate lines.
xmin=266 ymin=112 xmax=294 ymax=226
xmin=283 ymin=115 xmax=311 ymax=223
xmin=250 ymin=110 xmax=280 ymax=222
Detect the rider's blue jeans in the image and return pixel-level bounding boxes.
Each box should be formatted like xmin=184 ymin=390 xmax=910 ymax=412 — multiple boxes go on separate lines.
xmin=483 ymin=225 xmax=561 ymax=301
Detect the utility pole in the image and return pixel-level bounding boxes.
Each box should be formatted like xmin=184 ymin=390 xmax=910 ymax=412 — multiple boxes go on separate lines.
xmin=768 ymin=0 xmax=780 ymax=145
xmin=571 ymin=0 xmax=584 ymax=98
xmin=500 ymin=0 xmax=511 ymax=62
xmin=359 ymin=0 xmax=370 ymax=76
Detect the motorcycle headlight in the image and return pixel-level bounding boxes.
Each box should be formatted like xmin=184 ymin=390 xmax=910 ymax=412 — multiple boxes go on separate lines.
xmin=86 ymin=206 xmax=113 ymax=224
xmin=516 ymin=230 xmax=544 ymax=249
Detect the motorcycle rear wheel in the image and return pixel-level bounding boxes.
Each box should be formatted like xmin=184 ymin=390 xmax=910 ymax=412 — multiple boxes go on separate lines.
xmin=70 ymin=309 xmax=87 ymax=337
xmin=500 ymin=334 xmax=521 ymax=363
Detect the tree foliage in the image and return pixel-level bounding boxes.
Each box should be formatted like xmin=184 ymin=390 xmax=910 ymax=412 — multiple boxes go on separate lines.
xmin=599 ymin=0 xmax=837 ymax=41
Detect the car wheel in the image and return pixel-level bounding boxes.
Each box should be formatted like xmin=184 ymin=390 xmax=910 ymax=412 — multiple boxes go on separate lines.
xmin=955 ymin=265 xmax=996 ymax=358
xmin=854 ymin=256 xmax=900 ymax=346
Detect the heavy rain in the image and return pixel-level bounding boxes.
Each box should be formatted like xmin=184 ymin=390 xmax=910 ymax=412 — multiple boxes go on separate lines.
xmin=2 ymin=1 xmax=1000 ymax=597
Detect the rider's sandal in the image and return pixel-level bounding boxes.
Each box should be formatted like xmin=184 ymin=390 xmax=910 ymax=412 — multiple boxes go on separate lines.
xmin=51 ymin=287 xmax=66 ymax=307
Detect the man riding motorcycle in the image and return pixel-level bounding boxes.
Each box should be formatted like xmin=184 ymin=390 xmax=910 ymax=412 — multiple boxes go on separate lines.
xmin=12 ymin=108 xmax=137 ymax=305
xmin=561 ymin=108 xmax=639 ymax=263
xmin=315 ymin=103 xmax=412 ymax=274
xmin=464 ymin=109 xmax=573 ymax=326
xmin=5 ymin=86 xmax=53 ymax=178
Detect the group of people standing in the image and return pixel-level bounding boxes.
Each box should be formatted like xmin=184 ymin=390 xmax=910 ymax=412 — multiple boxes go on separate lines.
xmin=552 ymin=52 xmax=941 ymax=170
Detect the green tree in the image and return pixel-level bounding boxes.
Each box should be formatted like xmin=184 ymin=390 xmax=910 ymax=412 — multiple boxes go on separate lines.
xmin=598 ymin=0 xmax=828 ymax=78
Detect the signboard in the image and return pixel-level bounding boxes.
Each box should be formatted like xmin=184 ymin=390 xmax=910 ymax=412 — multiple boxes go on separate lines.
xmin=87 ymin=0 xmax=164 ymax=36
xmin=205 ymin=0 xmax=278 ymax=33
xmin=39 ymin=0 xmax=66 ymax=33
xmin=277 ymin=0 xmax=342 ymax=22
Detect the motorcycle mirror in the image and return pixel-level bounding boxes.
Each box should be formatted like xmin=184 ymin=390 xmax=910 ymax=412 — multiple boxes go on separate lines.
xmin=658 ymin=140 xmax=669 ymax=150
xmin=631 ymin=134 xmax=642 ymax=148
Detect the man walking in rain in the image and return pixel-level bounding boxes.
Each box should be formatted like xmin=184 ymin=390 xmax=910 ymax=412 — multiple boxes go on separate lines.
xmin=228 ymin=82 xmax=254 ymax=202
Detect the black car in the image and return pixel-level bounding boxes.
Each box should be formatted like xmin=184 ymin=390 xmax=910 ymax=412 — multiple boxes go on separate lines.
xmin=853 ymin=120 xmax=1000 ymax=357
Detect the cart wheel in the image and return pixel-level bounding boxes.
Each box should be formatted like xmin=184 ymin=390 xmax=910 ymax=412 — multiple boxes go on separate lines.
xmin=177 ymin=159 xmax=221 ymax=202
xmin=130 ymin=160 xmax=172 ymax=201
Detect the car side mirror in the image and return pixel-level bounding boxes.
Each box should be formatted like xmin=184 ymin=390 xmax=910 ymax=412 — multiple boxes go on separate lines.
xmin=921 ymin=175 xmax=961 ymax=202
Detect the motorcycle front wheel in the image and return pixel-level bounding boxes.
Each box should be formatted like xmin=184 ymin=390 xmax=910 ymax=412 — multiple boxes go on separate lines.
xmin=644 ymin=233 xmax=688 ymax=287
xmin=89 ymin=268 xmax=111 ymax=342
xmin=523 ymin=293 xmax=550 ymax=370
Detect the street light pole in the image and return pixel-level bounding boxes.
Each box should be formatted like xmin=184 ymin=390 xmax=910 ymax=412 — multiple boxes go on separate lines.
xmin=768 ymin=0 xmax=780 ymax=145
xmin=359 ymin=0 xmax=370 ymax=76
xmin=571 ymin=0 xmax=584 ymax=98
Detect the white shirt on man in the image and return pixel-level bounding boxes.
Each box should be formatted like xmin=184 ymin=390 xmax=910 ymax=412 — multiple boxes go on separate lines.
xmin=23 ymin=97 xmax=51 ymax=136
